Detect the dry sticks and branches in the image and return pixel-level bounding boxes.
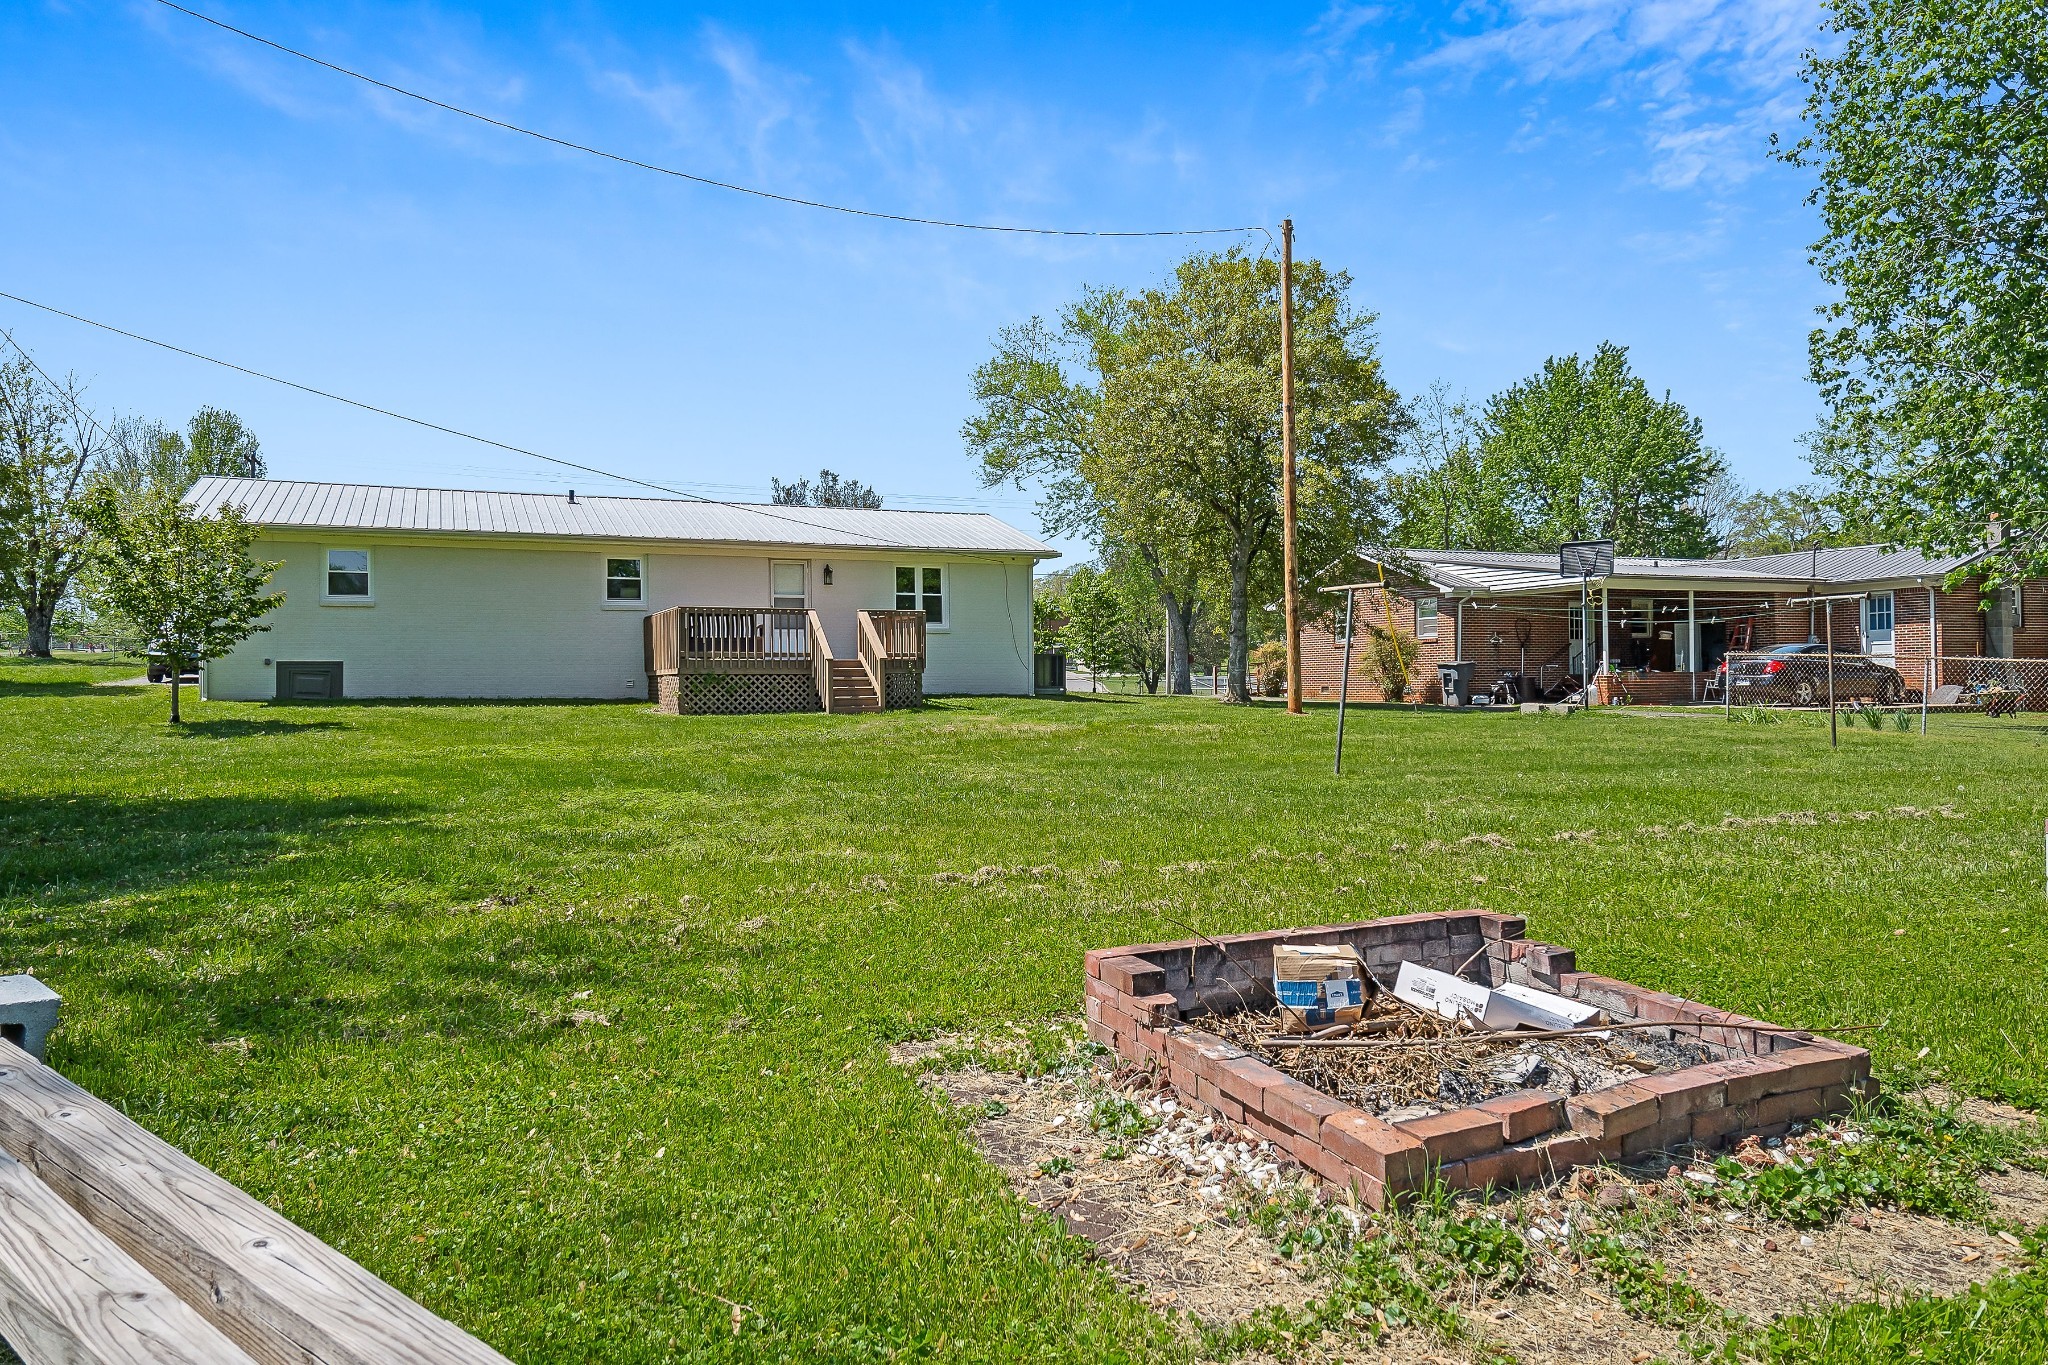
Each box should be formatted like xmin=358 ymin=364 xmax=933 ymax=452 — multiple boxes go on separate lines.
xmin=1255 ymin=1019 xmax=1881 ymax=1051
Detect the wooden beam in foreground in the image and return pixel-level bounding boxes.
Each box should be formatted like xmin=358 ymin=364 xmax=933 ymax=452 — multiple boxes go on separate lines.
xmin=0 ymin=1041 xmax=514 ymax=1365
xmin=0 ymin=1145 xmax=259 ymax=1365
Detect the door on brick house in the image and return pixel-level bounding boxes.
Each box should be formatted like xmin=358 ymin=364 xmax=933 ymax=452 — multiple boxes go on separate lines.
xmin=1567 ymin=605 xmax=1588 ymax=677
xmin=1986 ymin=585 xmax=2021 ymax=658
xmin=1862 ymin=591 xmax=1895 ymax=658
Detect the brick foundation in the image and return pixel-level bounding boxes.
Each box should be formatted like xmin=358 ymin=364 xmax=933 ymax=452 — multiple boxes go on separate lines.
xmin=1083 ymin=913 xmax=1874 ymax=1209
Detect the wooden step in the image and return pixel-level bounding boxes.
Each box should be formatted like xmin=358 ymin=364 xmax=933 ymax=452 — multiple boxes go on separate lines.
xmin=0 ymin=1039 xmax=516 ymax=1365
xmin=0 ymin=1145 xmax=258 ymax=1364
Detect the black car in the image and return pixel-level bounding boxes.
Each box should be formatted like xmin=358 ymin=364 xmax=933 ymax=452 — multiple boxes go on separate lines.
xmin=1723 ymin=643 xmax=1904 ymax=705
xmin=145 ymin=651 xmax=200 ymax=684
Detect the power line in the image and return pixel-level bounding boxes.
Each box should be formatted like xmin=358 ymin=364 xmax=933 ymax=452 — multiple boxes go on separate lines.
xmin=152 ymin=0 xmax=1265 ymax=241
xmin=0 ymin=288 xmax=958 ymax=547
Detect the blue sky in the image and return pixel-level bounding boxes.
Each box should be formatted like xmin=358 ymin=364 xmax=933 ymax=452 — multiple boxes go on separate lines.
xmin=3 ymin=1 xmax=1826 ymax=560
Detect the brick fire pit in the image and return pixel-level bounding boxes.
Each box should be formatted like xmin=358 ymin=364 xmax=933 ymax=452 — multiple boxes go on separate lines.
xmin=1082 ymin=912 xmax=1874 ymax=1209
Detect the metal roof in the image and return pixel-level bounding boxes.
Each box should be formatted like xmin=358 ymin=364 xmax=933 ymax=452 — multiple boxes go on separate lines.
xmin=185 ymin=478 xmax=1059 ymax=558
xmin=1716 ymin=545 xmax=1980 ymax=582
xmin=1379 ymin=546 xmax=1984 ymax=597
xmin=1397 ymin=549 xmax=1793 ymax=597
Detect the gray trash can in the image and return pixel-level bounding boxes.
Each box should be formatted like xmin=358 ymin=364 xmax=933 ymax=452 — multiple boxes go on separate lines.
xmin=1437 ymin=660 xmax=1475 ymax=707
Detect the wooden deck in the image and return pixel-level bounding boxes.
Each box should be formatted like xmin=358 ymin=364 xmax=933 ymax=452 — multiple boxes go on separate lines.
xmin=645 ymin=607 xmax=926 ymax=715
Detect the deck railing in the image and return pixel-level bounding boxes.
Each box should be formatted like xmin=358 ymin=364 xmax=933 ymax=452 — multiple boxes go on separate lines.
xmin=679 ymin=607 xmax=812 ymax=661
xmin=865 ymin=609 xmax=927 ymax=661
xmin=808 ymin=610 xmax=838 ymax=713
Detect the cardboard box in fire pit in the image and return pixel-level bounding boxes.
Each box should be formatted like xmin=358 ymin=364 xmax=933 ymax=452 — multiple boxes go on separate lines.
xmin=1272 ymin=944 xmax=1368 ymax=1033
xmin=1082 ymin=912 xmax=1875 ymax=1209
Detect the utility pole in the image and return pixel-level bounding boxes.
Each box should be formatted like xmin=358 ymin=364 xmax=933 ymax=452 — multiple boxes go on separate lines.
xmin=1281 ymin=218 xmax=1302 ymax=715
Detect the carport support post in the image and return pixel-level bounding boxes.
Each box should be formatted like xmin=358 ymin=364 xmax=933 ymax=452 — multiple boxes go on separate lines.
xmin=1600 ymin=587 xmax=1611 ymax=692
xmin=1688 ymin=590 xmax=1698 ymax=702
xmin=1924 ymin=584 xmax=1937 ymax=735
xmin=1334 ymin=588 xmax=1355 ymax=775
xmin=1826 ymin=598 xmax=1838 ymax=749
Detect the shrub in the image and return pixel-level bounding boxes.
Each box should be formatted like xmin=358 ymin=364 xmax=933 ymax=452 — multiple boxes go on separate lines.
xmin=1251 ymin=640 xmax=1288 ymax=697
xmin=1359 ymin=625 xmax=1419 ymax=701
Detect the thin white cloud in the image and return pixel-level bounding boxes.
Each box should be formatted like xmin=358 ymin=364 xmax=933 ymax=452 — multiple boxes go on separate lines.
xmin=1296 ymin=3 xmax=1392 ymax=100
xmin=1409 ymin=0 xmax=1821 ymax=190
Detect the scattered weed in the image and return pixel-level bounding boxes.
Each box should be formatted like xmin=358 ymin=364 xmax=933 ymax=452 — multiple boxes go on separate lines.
xmin=1034 ymin=1156 xmax=1075 ymax=1178
xmin=1705 ymin=1101 xmax=2037 ymax=1228
xmin=1579 ymin=1232 xmax=1716 ymax=1327
xmin=1087 ymin=1093 xmax=1160 ymax=1139
xmin=1404 ymin=1182 xmax=1529 ymax=1292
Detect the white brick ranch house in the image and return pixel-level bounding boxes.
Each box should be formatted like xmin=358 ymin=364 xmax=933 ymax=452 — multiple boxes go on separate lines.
xmin=184 ymin=478 xmax=1058 ymax=708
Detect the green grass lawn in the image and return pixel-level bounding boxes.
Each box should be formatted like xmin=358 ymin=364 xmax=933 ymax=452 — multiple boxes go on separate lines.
xmin=2 ymin=653 xmax=2044 ymax=1362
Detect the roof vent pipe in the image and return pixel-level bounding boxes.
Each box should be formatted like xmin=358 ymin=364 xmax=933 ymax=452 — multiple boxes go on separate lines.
xmin=568 ymin=489 xmax=577 ymax=504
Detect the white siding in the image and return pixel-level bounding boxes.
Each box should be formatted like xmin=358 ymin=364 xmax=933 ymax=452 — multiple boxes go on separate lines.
xmin=204 ymin=536 xmax=1037 ymax=701
xmin=205 ymin=537 xmax=652 ymax=701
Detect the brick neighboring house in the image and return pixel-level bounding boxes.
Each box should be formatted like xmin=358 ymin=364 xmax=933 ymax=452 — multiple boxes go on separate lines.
xmin=1301 ymin=544 xmax=2047 ymax=705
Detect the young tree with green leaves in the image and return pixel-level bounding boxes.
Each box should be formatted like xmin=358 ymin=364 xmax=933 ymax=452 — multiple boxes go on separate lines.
xmin=1479 ymin=342 xmax=1726 ymax=556
xmin=1784 ymin=0 xmax=2047 ymax=581
xmin=0 ymin=352 xmax=110 ymax=657
xmin=1058 ymin=553 xmax=1168 ymax=693
xmin=79 ymin=489 xmax=282 ymax=723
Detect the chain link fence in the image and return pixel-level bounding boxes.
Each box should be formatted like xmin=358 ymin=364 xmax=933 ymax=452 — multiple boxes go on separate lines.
xmin=1932 ymin=656 xmax=2048 ymax=716
xmin=1716 ymin=649 xmax=2048 ymax=724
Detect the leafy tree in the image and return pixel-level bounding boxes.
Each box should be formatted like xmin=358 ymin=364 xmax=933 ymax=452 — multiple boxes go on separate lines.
xmin=966 ymin=307 xmax=1210 ymax=693
xmin=1719 ymin=482 xmax=1883 ymax=557
xmin=1031 ymin=573 xmax=1066 ymax=654
xmin=95 ymin=407 xmax=265 ymax=509
xmin=1784 ymin=0 xmax=2047 ymax=582
xmin=1387 ymin=382 xmax=1517 ymax=550
xmin=1479 ymin=343 xmax=1726 ymax=556
xmin=1058 ymin=553 xmax=1166 ymax=693
xmin=770 ymin=469 xmax=883 ymax=509
xmin=974 ymin=249 xmax=1402 ymax=703
xmin=0 ymin=352 xmax=111 ymax=657
xmin=79 ymin=488 xmax=282 ymax=723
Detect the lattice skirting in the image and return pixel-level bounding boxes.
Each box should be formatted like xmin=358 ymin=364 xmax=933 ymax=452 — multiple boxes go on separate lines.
xmin=670 ymin=672 xmax=821 ymax=715
xmin=884 ymin=665 xmax=924 ymax=710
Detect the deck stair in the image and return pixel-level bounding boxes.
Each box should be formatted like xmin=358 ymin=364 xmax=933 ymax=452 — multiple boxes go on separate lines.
xmin=827 ymin=659 xmax=882 ymax=713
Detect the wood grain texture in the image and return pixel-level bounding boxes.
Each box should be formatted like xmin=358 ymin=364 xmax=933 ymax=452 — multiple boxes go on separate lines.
xmin=0 ymin=1146 xmax=258 ymax=1365
xmin=0 ymin=1042 xmax=513 ymax=1365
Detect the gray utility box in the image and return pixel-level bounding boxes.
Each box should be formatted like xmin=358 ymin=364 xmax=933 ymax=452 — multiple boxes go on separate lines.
xmin=0 ymin=974 xmax=61 ymax=1061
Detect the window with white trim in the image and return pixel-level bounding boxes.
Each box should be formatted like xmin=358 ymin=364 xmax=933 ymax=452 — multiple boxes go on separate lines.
xmin=770 ymin=560 xmax=808 ymax=610
xmin=1415 ymin=596 xmax=1439 ymax=640
xmin=605 ymin=557 xmax=643 ymax=603
xmin=1863 ymin=591 xmax=1894 ymax=645
xmin=895 ymin=565 xmax=946 ymax=626
xmin=2003 ymin=584 xmax=2026 ymax=629
xmin=324 ymin=548 xmax=371 ymax=601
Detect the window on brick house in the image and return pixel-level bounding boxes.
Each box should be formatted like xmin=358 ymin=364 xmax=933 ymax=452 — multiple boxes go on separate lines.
xmin=1415 ymin=597 xmax=1439 ymax=639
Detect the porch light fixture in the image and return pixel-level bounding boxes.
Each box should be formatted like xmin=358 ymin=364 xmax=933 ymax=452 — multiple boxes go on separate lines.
xmin=822 ymin=564 xmax=834 ymax=586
